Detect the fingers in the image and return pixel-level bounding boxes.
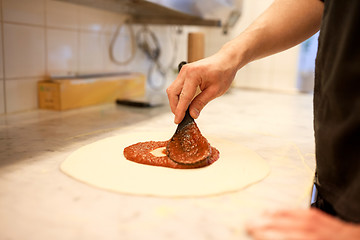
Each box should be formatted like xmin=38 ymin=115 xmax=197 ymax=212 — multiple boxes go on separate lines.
xmin=246 ymin=210 xmax=310 ymax=240
xmin=166 ymin=83 xmax=180 ymax=116
xmin=167 ymin=64 xmax=201 ymax=124
xmin=174 ymin=71 xmax=199 ymax=124
xmin=167 ymin=59 xmax=231 ymax=123
xmin=189 ymin=86 xmax=217 ymax=119
xmin=246 ymin=208 xmax=349 ymax=240
xmin=166 ymin=68 xmax=185 ymax=115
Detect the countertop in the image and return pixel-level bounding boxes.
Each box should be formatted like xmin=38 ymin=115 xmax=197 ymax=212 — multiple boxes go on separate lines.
xmin=0 ymin=89 xmax=315 ymax=240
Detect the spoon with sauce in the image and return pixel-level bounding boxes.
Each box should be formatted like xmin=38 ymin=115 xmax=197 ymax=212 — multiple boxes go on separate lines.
xmin=166 ymin=62 xmax=212 ymax=166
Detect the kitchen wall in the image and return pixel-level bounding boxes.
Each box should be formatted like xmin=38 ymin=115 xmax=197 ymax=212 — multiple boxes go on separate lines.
xmin=0 ymin=0 xmax=123 ymax=113
xmin=0 ymin=0 xmax=301 ymax=115
xmin=228 ymin=0 xmax=300 ymax=92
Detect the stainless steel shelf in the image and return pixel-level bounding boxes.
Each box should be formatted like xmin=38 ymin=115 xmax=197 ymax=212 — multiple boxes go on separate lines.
xmin=57 ymin=0 xmax=222 ymax=27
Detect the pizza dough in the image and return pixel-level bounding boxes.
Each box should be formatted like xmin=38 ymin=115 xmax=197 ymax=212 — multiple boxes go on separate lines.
xmin=60 ymin=132 xmax=270 ymax=197
xmin=150 ymin=147 xmax=167 ymax=157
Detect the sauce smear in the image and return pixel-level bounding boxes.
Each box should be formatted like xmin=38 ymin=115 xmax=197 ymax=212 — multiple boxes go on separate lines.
xmin=167 ymin=120 xmax=211 ymax=165
xmin=124 ymin=140 xmax=219 ymax=169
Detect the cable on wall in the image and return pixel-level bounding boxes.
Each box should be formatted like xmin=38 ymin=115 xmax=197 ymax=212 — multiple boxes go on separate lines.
xmin=136 ymin=25 xmax=179 ymax=91
xmin=136 ymin=25 xmax=166 ymax=91
xmin=109 ymin=20 xmax=179 ymax=91
xmin=109 ymin=18 xmax=136 ymax=66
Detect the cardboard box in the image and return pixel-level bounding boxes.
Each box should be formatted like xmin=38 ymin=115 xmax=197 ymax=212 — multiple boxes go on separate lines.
xmin=38 ymin=73 xmax=146 ymax=110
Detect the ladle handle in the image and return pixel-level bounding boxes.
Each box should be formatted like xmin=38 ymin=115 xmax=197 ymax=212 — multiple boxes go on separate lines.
xmin=178 ymin=61 xmax=187 ymax=72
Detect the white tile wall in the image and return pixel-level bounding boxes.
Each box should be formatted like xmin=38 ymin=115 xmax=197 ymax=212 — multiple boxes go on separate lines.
xmin=0 ymin=0 xmax=301 ymax=114
xmin=3 ymin=0 xmax=45 ymax=26
xmin=101 ymin=14 xmax=132 ymax=72
xmin=5 ymin=78 xmax=39 ymax=113
xmin=79 ymin=5 xmax=104 ymax=32
xmin=46 ymin=0 xmax=78 ymax=30
xmin=271 ymin=47 xmax=300 ymax=91
xmin=101 ymin=23 xmax=133 ymax=72
xmin=79 ymin=31 xmax=103 ymax=73
xmin=0 ymin=2 xmax=4 ymax=114
xmin=0 ymin=80 xmax=4 ymax=114
xmin=3 ymin=23 xmax=45 ymax=79
xmin=0 ymin=25 xmax=3 ymax=79
xmin=225 ymin=0 xmax=300 ymax=92
xmin=0 ymin=0 xmax=2 ymax=23
xmin=273 ymin=48 xmax=299 ymax=76
xmin=47 ymin=28 xmax=78 ymax=74
xmin=101 ymin=33 xmax=125 ymax=72
xmin=0 ymin=0 xmax=141 ymax=114
xmin=203 ymin=27 xmax=231 ymax=56
xmin=102 ymin=11 xmax=128 ymax=34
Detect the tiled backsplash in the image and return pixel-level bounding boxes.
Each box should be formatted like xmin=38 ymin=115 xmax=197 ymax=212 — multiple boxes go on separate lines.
xmin=0 ymin=0 xmax=122 ymax=113
xmin=0 ymin=0 xmax=301 ymax=114
xmin=229 ymin=0 xmax=300 ymax=92
xmin=0 ymin=0 xmax=184 ymax=114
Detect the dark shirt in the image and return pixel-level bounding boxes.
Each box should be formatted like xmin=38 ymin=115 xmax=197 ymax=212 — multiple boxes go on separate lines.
xmin=314 ymin=0 xmax=360 ymax=222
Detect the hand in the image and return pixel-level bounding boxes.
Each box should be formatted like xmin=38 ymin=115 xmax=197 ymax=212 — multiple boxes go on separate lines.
xmin=166 ymin=49 xmax=239 ymax=124
xmin=246 ymin=208 xmax=360 ymax=240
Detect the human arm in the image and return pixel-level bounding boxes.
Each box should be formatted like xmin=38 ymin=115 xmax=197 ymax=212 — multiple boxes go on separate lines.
xmin=167 ymin=0 xmax=324 ymax=124
xmin=246 ymin=208 xmax=360 ymax=240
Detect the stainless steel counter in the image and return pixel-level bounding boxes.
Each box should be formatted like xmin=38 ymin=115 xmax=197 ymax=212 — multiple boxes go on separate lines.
xmin=0 ymin=89 xmax=315 ymax=240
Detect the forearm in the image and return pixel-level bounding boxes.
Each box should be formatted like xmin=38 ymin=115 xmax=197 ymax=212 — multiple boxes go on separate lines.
xmin=167 ymin=0 xmax=324 ymax=123
xmin=222 ymin=0 xmax=324 ymax=70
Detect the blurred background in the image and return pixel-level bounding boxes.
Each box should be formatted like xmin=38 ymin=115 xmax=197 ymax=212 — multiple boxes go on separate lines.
xmin=0 ymin=0 xmax=318 ymax=114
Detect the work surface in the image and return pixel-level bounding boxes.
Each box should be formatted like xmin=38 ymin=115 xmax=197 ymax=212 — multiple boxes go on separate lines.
xmin=0 ymin=89 xmax=315 ymax=240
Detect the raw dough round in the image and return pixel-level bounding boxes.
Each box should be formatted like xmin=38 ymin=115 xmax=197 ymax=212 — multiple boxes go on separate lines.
xmin=60 ymin=132 xmax=270 ymax=197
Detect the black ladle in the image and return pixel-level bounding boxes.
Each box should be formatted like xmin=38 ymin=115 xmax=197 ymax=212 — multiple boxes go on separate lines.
xmin=166 ymin=62 xmax=211 ymax=165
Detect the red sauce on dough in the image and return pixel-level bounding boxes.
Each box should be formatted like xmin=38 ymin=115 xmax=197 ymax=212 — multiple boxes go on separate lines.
xmin=166 ymin=121 xmax=211 ymax=165
xmin=123 ymin=140 xmax=219 ymax=169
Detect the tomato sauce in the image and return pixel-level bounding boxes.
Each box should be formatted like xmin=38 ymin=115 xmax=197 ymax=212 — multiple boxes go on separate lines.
xmin=123 ymin=140 xmax=219 ymax=169
xmin=166 ymin=121 xmax=211 ymax=165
